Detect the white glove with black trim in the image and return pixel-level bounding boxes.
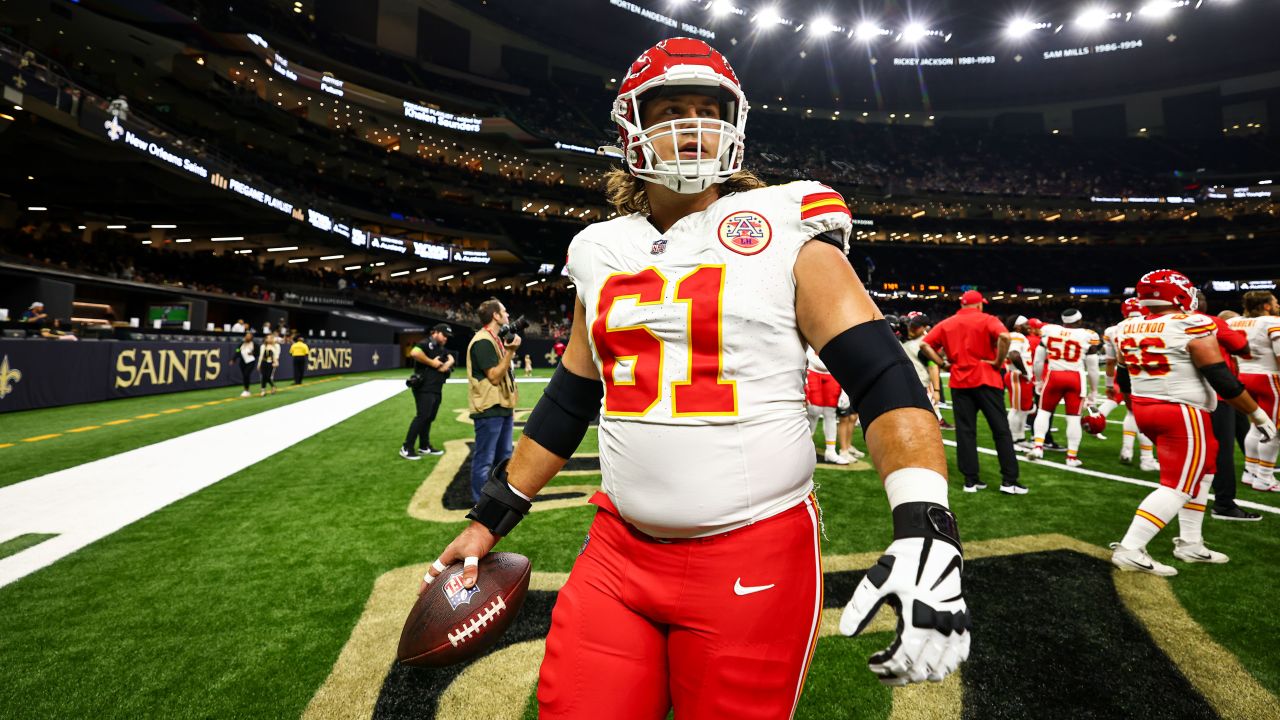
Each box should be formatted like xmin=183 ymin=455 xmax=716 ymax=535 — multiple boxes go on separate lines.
xmin=1249 ymin=407 xmax=1277 ymax=443
xmin=839 ymin=504 xmax=971 ymax=685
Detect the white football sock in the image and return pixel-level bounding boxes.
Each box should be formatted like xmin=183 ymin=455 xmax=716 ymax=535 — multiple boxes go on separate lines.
xmin=1178 ymin=478 xmax=1211 ymax=544
xmin=1121 ymin=486 xmax=1190 ymax=550
xmin=1032 ymin=409 xmax=1051 ymax=447
xmin=1244 ymin=426 xmax=1263 ymax=479
xmin=823 ymin=406 xmax=838 ymax=449
xmin=1257 ymin=426 xmax=1280 ymax=483
xmin=1122 ymin=413 xmax=1138 ymax=455
xmin=1097 ymin=399 xmax=1119 ymax=417
xmin=1066 ymin=415 xmax=1082 ymax=456
xmin=1007 ymin=408 xmax=1024 ymax=437
xmin=1139 ymin=432 xmax=1155 ymax=462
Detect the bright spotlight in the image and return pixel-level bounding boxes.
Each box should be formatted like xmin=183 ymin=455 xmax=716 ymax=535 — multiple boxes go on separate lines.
xmin=855 ymin=21 xmax=882 ymax=41
xmin=809 ymin=17 xmax=838 ymax=34
xmin=1006 ymin=18 xmax=1037 ymax=38
xmin=710 ymin=0 xmax=735 ymax=16
xmin=755 ymin=7 xmax=784 ymax=25
xmin=1076 ymin=8 xmax=1112 ymax=29
xmin=902 ymin=23 xmax=927 ymax=43
xmin=1138 ymin=0 xmax=1177 ymax=18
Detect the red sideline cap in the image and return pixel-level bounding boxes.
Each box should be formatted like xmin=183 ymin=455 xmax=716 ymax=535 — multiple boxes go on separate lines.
xmin=1028 ymin=318 xmax=1045 ymax=329
xmin=960 ymin=290 xmax=985 ymax=305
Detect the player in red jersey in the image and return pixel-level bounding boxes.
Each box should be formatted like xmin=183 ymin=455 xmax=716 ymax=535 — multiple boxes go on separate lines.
xmin=1110 ymin=270 xmax=1276 ymax=575
xmin=418 ymin=38 xmax=970 ymax=718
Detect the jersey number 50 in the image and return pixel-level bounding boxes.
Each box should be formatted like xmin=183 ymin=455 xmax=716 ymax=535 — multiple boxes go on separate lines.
xmin=592 ymin=265 xmax=737 ymax=417
xmin=1044 ymin=336 xmax=1082 ymax=363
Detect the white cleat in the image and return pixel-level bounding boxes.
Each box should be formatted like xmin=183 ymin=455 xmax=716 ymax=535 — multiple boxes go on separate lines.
xmin=1066 ymin=457 xmax=1083 ymax=468
xmin=1110 ymin=543 xmax=1178 ymax=576
xmin=823 ymin=449 xmax=850 ymax=465
xmin=1252 ymin=477 xmax=1280 ymax=492
xmin=240 ymin=390 xmax=251 ymax=398
xmin=1025 ymin=446 xmax=1044 ymax=460
xmin=1139 ymin=459 xmax=1160 ymax=473
xmin=1172 ymin=538 xmax=1229 ymax=564
xmin=1119 ymin=451 xmax=1133 ymax=464
xmin=841 ymin=447 xmax=865 ymax=462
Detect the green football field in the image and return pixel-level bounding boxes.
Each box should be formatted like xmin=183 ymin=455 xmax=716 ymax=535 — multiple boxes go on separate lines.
xmin=0 ymin=370 xmax=1277 ymax=719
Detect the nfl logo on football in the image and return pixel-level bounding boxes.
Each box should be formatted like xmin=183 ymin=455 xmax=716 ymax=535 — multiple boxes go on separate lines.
xmin=442 ymin=572 xmax=479 ymax=610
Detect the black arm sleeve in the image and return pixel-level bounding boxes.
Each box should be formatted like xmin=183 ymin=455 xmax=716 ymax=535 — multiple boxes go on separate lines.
xmin=522 ymin=364 xmax=604 ymax=459
xmin=1115 ymin=366 xmax=1132 ymax=396
xmin=818 ymin=320 xmax=935 ymax=432
xmin=1199 ymin=362 xmax=1246 ymax=400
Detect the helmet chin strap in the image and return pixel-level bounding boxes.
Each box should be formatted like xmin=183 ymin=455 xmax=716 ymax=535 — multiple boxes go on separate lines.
xmin=649 ymin=158 xmax=723 ymax=193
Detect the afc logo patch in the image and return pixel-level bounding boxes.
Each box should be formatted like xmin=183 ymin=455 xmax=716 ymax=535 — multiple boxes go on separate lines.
xmin=442 ymin=572 xmax=479 ymax=610
xmin=717 ymin=210 xmax=773 ymax=256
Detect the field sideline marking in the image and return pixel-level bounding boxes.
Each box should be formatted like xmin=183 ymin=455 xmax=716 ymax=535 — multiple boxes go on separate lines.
xmin=940 ymin=439 xmax=1280 ymax=516
xmin=0 ymin=379 xmax=407 ymax=590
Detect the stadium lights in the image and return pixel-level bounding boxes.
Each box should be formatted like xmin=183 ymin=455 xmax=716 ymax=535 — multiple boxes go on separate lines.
xmin=211 ymin=236 xmax=244 ymax=242
xmin=1006 ymin=18 xmax=1038 ymax=38
xmin=267 ymin=246 xmax=299 ymax=252
xmin=390 ymin=270 xmax=409 ymax=277
xmin=175 ymin=238 xmax=192 ymax=243
xmin=902 ymin=23 xmax=928 ymax=43
xmin=27 ymin=206 xmax=47 ymax=211
xmin=438 ymin=274 xmax=455 ymax=281
xmin=525 ymin=280 xmax=540 ymax=287
xmin=106 ymin=224 xmax=127 ymax=229
xmin=344 ymin=265 xmax=361 ymax=270
xmin=1139 ymin=0 xmax=1184 ymax=18
xmin=1075 ymin=8 xmax=1114 ymax=29
xmin=141 ymin=240 xmax=152 ymax=245
xmin=415 ymin=267 xmax=429 ymax=273
xmin=287 ymin=257 xmax=309 ymax=263
xmin=710 ymin=1 xmax=736 ymax=17
xmin=809 ymin=17 xmax=839 ymax=35
xmin=754 ymin=7 xmax=785 ymax=25
xmin=319 ymin=254 xmax=344 ymax=260
xmin=151 ymin=224 xmax=176 ymax=229
xmin=855 ymin=22 xmax=884 ymax=41
xmin=235 ymin=249 xmax=253 ymax=254
xmin=483 ymin=278 xmax=497 ymax=285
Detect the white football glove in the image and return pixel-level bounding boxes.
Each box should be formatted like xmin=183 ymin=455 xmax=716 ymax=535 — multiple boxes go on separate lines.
xmin=1249 ymin=408 xmax=1277 ymax=443
xmin=840 ymin=531 xmax=971 ymax=685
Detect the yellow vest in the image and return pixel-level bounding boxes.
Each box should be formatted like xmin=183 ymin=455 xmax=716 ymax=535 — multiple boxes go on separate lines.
xmin=466 ymin=329 xmax=516 ymax=415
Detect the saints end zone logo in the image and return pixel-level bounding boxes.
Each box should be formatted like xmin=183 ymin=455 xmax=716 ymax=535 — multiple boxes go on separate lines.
xmin=0 ymin=355 xmax=22 ymax=400
xmin=104 ymin=114 xmax=124 ymax=142
xmin=717 ymin=210 xmax=772 ymax=255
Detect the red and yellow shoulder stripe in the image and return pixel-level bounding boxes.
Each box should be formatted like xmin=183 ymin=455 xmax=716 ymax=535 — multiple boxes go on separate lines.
xmin=800 ymin=187 xmax=851 ymax=221
xmin=1185 ymin=320 xmax=1217 ymax=336
xmin=1267 ymin=326 xmax=1280 ymax=335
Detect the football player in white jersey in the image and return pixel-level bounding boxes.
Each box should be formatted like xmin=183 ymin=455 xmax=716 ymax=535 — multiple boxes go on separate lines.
xmin=1110 ymin=270 xmax=1276 ymax=576
xmin=1028 ymin=309 xmax=1101 ymax=466
xmin=418 ymin=38 xmax=969 ymax=718
xmin=1003 ymin=316 xmax=1035 ymax=447
xmin=1100 ymin=299 xmax=1159 ymax=471
xmin=1227 ymin=290 xmax=1280 ymax=491
xmin=806 ymin=346 xmax=848 ymax=464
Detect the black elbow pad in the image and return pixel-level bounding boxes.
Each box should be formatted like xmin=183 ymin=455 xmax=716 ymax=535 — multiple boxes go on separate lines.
xmin=1199 ymin=362 xmax=1245 ymax=400
xmin=522 ymin=365 xmax=604 ymax=459
xmin=1116 ymin=367 xmax=1132 ymax=396
xmin=818 ymin=320 xmax=935 ymax=432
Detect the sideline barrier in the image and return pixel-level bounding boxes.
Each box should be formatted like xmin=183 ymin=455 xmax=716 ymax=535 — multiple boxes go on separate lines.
xmin=0 ymin=340 xmax=399 ymax=413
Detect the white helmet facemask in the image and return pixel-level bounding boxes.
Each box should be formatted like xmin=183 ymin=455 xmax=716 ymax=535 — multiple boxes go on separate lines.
xmin=611 ymin=65 xmax=748 ymax=194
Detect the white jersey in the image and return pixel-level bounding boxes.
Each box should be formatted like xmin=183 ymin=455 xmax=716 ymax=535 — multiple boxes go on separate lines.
xmin=806 ymin=346 xmax=830 ymax=375
xmin=1102 ymin=325 xmax=1120 ymax=363
xmin=1227 ymin=315 xmax=1280 ymax=375
xmin=1039 ymin=324 xmax=1100 ymax=373
xmin=1006 ymin=331 xmax=1030 ymax=377
xmin=1116 ymin=313 xmax=1218 ymax=411
xmin=566 ymin=181 xmax=852 ymax=538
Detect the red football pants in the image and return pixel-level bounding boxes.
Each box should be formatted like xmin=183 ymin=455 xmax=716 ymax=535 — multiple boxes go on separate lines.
xmin=1039 ymin=369 xmax=1083 ymax=415
xmin=1005 ymin=372 xmax=1034 ymax=412
xmin=805 ymin=370 xmax=841 ymax=407
xmin=1131 ymin=397 xmax=1217 ymax=495
xmin=537 ymin=492 xmax=824 ymax=719
xmin=1240 ymin=373 xmax=1280 ymax=421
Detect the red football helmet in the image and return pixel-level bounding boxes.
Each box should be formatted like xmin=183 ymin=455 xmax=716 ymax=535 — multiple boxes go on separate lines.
xmin=1121 ymin=297 xmax=1144 ymax=319
xmin=611 ymin=38 xmax=748 ymax=194
xmin=1082 ymin=411 xmax=1107 ymax=434
xmin=1136 ymin=269 xmax=1197 ymax=312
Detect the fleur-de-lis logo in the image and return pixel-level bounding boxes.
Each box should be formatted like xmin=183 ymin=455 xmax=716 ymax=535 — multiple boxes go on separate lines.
xmin=104 ymin=115 xmax=124 ymax=141
xmin=0 ymin=355 xmax=22 ymax=400
xmin=371 ymin=351 xmax=380 ymax=366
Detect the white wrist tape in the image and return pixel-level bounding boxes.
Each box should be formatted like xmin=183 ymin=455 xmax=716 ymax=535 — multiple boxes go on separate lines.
xmin=884 ymin=467 xmax=950 ymax=510
xmin=1250 ymin=407 xmax=1269 ymax=425
xmin=507 ymin=483 xmax=533 ymax=502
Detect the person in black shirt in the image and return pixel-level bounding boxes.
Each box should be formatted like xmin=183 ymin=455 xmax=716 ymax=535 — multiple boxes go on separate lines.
xmin=401 ymin=323 xmax=456 ymax=460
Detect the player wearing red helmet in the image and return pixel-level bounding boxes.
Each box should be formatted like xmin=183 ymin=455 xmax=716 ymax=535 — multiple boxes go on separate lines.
xmin=1099 ymin=299 xmax=1158 ymax=469
xmin=420 ymin=38 xmax=969 ymax=717
xmin=1110 ymin=270 xmax=1277 ymax=575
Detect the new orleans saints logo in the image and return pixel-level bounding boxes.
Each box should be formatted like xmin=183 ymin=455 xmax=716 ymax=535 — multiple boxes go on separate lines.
xmin=0 ymin=355 xmax=22 ymax=400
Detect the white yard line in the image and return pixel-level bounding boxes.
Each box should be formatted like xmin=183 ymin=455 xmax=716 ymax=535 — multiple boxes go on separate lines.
xmin=939 ymin=439 xmax=1280 ymax=516
xmin=0 ymin=379 xmax=407 ymax=589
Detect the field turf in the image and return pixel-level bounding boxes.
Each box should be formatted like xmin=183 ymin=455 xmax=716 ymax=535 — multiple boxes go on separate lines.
xmin=0 ymin=371 xmax=1277 ymax=719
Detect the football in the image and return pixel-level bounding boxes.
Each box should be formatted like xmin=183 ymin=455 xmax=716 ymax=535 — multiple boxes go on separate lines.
xmin=396 ymin=552 xmax=533 ymax=668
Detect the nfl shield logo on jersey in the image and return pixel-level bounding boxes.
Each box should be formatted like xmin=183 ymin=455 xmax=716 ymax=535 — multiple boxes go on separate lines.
xmin=441 ymin=572 xmax=479 ymax=610
xmin=717 ymin=211 xmax=773 ymax=256
xmin=650 ymin=237 xmax=668 ymax=255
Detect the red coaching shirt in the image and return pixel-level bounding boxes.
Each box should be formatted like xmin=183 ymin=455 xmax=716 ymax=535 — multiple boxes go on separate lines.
xmin=923 ymin=307 xmax=1008 ymax=390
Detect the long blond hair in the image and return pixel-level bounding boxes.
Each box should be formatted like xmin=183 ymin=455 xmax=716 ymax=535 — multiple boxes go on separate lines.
xmin=604 ymin=167 xmax=767 ymax=216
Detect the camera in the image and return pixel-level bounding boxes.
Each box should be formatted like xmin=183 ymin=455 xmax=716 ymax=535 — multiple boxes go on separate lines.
xmin=499 ymin=315 xmax=530 ymax=343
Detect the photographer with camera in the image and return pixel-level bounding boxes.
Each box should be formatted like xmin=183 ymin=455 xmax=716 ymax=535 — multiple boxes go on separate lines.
xmin=400 ymin=323 xmax=455 ymax=461
xmin=466 ymin=298 xmax=526 ymax=502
